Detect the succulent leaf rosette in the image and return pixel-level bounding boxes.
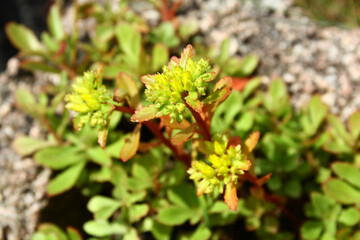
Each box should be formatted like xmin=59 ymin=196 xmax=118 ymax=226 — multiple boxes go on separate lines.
xmin=65 ymin=68 xmax=113 ymax=130
xmin=188 ymin=133 xmax=252 ymax=210
xmin=131 ymin=45 xmax=215 ymax=123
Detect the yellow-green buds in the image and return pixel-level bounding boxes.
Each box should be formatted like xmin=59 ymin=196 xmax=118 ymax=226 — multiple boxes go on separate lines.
xmin=65 ymin=69 xmax=112 ymax=130
xmin=188 ymin=134 xmax=251 ymax=196
xmin=133 ymin=45 xmax=215 ymax=123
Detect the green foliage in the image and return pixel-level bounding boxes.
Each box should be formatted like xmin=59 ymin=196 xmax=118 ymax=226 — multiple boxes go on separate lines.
xmin=6 ymin=1 xmax=360 ymax=240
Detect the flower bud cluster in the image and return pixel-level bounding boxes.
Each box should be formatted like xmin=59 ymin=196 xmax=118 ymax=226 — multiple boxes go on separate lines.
xmin=141 ymin=46 xmax=215 ymax=123
xmin=188 ymin=134 xmax=251 ymax=196
xmin=65 ymin=70 xmax=112 ymax=130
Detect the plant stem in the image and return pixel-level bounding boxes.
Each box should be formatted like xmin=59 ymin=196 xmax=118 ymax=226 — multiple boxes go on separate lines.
xmin=182 ymin=96 xmax=211 ymax=141
xmin=114 ymin=105 xmax=191 ymax=166
xmin=39 ymin=115 xmax=62 ymax=145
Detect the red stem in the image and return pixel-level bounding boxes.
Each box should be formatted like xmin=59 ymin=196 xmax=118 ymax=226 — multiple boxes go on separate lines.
xmin=182 ymin=96 xmax=211 ymax=141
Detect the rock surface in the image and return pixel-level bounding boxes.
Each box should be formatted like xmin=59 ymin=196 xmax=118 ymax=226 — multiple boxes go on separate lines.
xmin=0 ymin=59 xmax=50 ymax=240
xmin=176 ymin=0 xmax=360 ymax=120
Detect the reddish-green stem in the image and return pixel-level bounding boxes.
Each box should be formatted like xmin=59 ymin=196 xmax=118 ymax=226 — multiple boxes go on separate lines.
xmin=182 ymin=96 xmax=211 ymax=141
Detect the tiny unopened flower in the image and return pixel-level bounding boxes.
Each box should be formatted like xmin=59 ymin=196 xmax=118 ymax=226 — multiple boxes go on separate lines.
xmin=132 ymin=45 xmax=215 ymax=123
xmin=187 ymin=133 xmax=251 ymax=196
xmin=65 ymin=69 xmax=112 ymax=130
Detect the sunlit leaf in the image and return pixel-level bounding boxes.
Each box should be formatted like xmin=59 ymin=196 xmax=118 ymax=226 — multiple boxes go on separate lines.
xmin=171 ymin=125 xmax=196 ymax=145
xmin=120 ymin=124 xmax=141 ymax=162
xmin=224 ymin=182 xmax=238 ymax=211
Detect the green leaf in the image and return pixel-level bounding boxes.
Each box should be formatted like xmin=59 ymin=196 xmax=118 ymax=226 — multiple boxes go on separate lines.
xmin=15 ymin=89 xmax=37 ymax=116
xmin=151 ymin=221 xmax=172 ymax=240
xmin=218 ymin=39 xmax=230 ymax=64
xmin=83 ymin=220 xmax=126 ymax=237
xmin=36 ymin=223 xmax=67 ymax=240
xmin=202 ymin=87 xmax=231 ymax=104
xmin=132 ymin=163 xmax=151 ymax=180
xmin=348 ymin=111 xmax=360 ymax=140
xmin=167 ymin=161 xmax=186 ymax=186
xmin=98 ymin=123 xmax=109 ymax=149
xmin=35 ymin=146 xmax=86 ymax=170
xmin=87 ymin=147 xmax=112 ymax=167
xmin=123 ymin=228 xmax=140 ymax=240
xmin=115 ymin=23 xmax=141 ymax=67
xmin=178 ymin=18 xmax=198 ymax=40
xmin=157 ymin=206 xmax=191 ymax=226
xmin=328 ymin=114 xmax=353 ymax=145
xmin=129 ymin=204 xmax=149 ymax=222
xmin=131 ymin=105 xmax=156 ymax=122
xmin=48 ymin=5 xmax=65 ymax=41
xmin=111 ymin=166 xmax=128 ymax=187
xmin=5 ymin=22 xmax=43 ymax=53
xmin=332 ymin=162 xmax=360 ymax=189
xmin=324 ymin=179 xmax=360 ymax=204
xmin=120 ymin=124 xmax=141 ymax=162
xmin=66 ymin=227 xmax=83 ymax=240
xmin=167 ymin=184 xmax=200 ymax=209
xmin=235 ymin=112 xmax=254 ymax=132
xmin=87 ymin=196 xmax=121 ymax=220
xmin=189 ymin=226 xmax=211 ymax=240
xmin=116 ymin=72 xmax=141 ymax=108
xmin=151 ymin=43 xmax=169 ymax=72
xmin=284 ymin=179 xmax=301 ymax=198
xmin=301 ymin=221 xmax=323 ymax=240
xmin=241 ymin=77 xmax=261 ymax=99
xmin=239 ymin=55 xmax=259 ymax=76
xmin=171 ymin=125 xmax=196 ymax=145
xmin=105 ymin=134 xmax=128 ymax=158
xmin=184 ymin=96 xmax=202 ymax=113
xmin=150 ymin=22 xmax=179 ymax=48
xmin=12 ymin=136 xmax=54 ymax=156
xmin=21 ymin=60 xmax=59 ymax=73
xmin=47 ymin=161 xmax=85 ymax=196
xmin=338 ymin=207 xmax=360 ymax=226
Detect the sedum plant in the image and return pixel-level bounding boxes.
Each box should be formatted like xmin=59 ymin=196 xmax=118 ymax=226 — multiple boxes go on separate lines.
xmin=6 ymin=1 xmax=360 ymax=240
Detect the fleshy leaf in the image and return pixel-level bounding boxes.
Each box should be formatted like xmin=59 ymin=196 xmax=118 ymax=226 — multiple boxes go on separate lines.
xmin=83 ymin=220 xmax=126 ymax=237
xmin=213 ymin=77 xmax=233 ymax=92
xmin=324 ymin=178 xmax=360 ymax=204
xmin=120 ymin=124 xmax=141 ymax=162
xmin=160 ymin=115 xmax=191 ymax=130
xmin=48 ymin=5 xmax=65 ymax=41
xmin=87 ymin=196 xmax=121 ymax=220
xmin=179 ymin=44 xmax=193 ymax=68
xmin=116 ymin=72 xmax=141 ymax=108
xmin=185 ymin=96 xmax=202 ymax=113
xmin=12 ymin=136 xmax=54 ymax=156
xmin=5 ymin=22 xmax=43 ymax=53
xmin=332 ymin=162 xmax=360 ymax=189
xmin=131 ymin=105 xmax=156 ymax=122
xmin=348 ymin=111 xmax=360 ymax=140
xmin=98 ymin=123 xmax=109 ymax=149
xmin=47 ymin=161 xmax=85 ymax=196
xmin=239 ymin=55 xmax=259 ymax=76
xmin=202 ymin=87 xmax=231 ymax=104
xmin=171 ymin=125 xmax=196 ymax=145
xmin=224 ymin=182 xmax=238 ymax=211
xmin=244 ymin=131 xmax=260 ymax=154
xmin=157 ymin=206 xmax=192 ymax=226
xmin=21 ymin=60 xmax=59 ymax=73
xmin=151 ymin=43 xmax=169 ymax=72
